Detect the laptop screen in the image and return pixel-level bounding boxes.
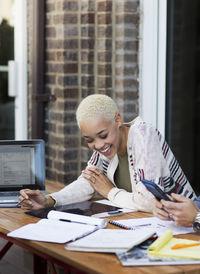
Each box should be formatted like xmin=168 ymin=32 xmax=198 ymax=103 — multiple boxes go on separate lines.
xmin=0 ymin=140 xmax=45 ymax=191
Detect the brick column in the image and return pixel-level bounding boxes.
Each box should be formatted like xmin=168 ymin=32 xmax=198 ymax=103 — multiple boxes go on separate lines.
xmin=27 ymin=0 xmax=140 ymax=185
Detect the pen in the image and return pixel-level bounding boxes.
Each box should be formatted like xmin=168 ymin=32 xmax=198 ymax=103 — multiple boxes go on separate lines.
xmin=171 ymin=242 xmax=200 ymax=250
xmin=16 ymin=198 xmax=26 ymax=207
xmin=59 ymin=219 xmax=89 ymax=225
xmin=134 ymin=224 xmax=152 ymax=228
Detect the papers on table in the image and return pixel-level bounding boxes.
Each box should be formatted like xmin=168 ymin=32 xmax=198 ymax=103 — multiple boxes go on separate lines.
xmin=111 ymin=217 xmax=194 ymax=236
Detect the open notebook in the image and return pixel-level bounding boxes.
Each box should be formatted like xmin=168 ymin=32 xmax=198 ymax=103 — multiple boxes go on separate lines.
xmin=0 ymin=139 xmax=46 ymax=207
xmin=7 ymin=210 xmax=107 ymax=243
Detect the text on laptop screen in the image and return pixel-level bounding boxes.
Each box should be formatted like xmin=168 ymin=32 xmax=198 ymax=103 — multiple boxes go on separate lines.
xmin=0 ymin=140 xmax=45 ymax=191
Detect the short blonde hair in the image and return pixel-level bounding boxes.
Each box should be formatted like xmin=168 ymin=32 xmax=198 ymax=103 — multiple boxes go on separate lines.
xmin=76 ymin=94 xmax=119 ymax=127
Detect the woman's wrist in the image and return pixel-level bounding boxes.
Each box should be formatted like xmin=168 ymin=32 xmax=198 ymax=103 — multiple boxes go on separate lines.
xmin=44 ymin=195 xmax=55 ymax=208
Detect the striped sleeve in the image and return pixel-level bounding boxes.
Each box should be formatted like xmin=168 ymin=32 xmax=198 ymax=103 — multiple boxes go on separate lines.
xmin=88 ymin=151 xmax=100 ymax=166
xmin=157 ymin=130 xmax=196 ymax=199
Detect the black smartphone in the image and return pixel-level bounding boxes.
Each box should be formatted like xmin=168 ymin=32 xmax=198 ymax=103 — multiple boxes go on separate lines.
xmin=141 ymin=179 xmax=171 ymax=201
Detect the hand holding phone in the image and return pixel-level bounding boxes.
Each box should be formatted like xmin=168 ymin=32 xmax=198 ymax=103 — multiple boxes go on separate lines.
xmin=141 ymin=179 xmax=171 ymax=201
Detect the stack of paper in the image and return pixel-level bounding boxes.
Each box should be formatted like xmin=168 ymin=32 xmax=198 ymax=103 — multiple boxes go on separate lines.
xmin=109 ymin=217 xmax=194 ymax=236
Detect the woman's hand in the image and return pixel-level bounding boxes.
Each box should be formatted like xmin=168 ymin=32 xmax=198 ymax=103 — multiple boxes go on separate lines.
xmin=82 ymin=167 xmax=114 ymax=198
xmin=18 ymin=189 xmax=55 ymax=210
xmin=153 ymin=198 xmax=171 ymax=220
xmin=160 ymin=193 xmax=199 ymax=227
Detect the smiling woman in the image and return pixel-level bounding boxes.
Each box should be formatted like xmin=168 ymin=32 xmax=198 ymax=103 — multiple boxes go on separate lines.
xmin=18 ymin=94 xmax=196 ymax=213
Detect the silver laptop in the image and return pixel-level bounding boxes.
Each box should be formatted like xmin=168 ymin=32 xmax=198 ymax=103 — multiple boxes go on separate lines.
xmin=0 ymin=139 xmax=46 ymax=207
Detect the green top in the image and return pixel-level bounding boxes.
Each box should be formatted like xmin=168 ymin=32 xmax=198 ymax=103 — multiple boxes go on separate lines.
xmin=114 ymin=151 xmax=132 ymax=192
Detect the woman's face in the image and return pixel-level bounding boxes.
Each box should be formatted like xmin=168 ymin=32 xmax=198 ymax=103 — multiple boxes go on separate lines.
xmin=80 ymin=115 xmax=122 ymax=159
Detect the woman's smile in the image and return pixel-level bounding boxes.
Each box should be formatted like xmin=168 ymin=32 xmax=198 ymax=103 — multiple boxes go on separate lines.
xmin=100 ymin=145 xmax=112 ymax=156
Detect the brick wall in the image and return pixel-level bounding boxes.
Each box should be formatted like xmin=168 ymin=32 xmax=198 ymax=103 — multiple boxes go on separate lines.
xmin=27 ymin=0 xmax=140 ymax=185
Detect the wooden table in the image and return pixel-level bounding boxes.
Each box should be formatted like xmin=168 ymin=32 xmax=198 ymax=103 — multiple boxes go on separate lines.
xmin=0 ymin=180 xmax=200 ymax=274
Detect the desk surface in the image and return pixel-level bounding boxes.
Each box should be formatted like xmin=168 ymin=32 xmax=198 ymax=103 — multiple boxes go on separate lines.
xmin=0 ymin=181 xmax=200 ymax=274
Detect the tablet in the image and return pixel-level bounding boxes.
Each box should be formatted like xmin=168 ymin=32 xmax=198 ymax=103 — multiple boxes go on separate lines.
xmin=25 ymin=200 xmax=122 ymax=218
xmin=141 ymin=179 xmax=171 ymax=201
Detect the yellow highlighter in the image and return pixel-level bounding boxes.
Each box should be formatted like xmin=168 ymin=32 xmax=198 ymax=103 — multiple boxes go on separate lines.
xmin=171 ymin=242 xmax=200 ymax=250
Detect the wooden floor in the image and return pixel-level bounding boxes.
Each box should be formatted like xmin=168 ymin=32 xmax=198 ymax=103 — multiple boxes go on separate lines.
xmin=0 ymin=238 xmax=65 ymax=274
xmin=0 ymin=238 xmax=33 ymax=274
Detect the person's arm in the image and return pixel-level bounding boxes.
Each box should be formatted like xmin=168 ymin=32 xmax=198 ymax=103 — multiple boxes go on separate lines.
xmin=49 ymin=176 xmax=95 ymax=207
xmin=19 ymin=151 xmax=102 ymax=209
xmin=19 ymin=175 xmax=96 ymax=209
xmin=106 ymin=182 xmax=155 ymax=211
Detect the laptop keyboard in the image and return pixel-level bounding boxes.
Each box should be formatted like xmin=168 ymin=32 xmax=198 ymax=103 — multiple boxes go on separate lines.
xmin=0 ymin=191 xmax=19 ymax=203
xmin=0 ymin=191 xmax=19 ymax=197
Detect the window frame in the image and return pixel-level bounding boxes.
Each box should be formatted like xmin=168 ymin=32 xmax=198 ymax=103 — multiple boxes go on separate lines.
xmin=139 ymin=0 xmax=167 ymax=136
xmin=14 ymin=0 xmax=28 ymax=139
